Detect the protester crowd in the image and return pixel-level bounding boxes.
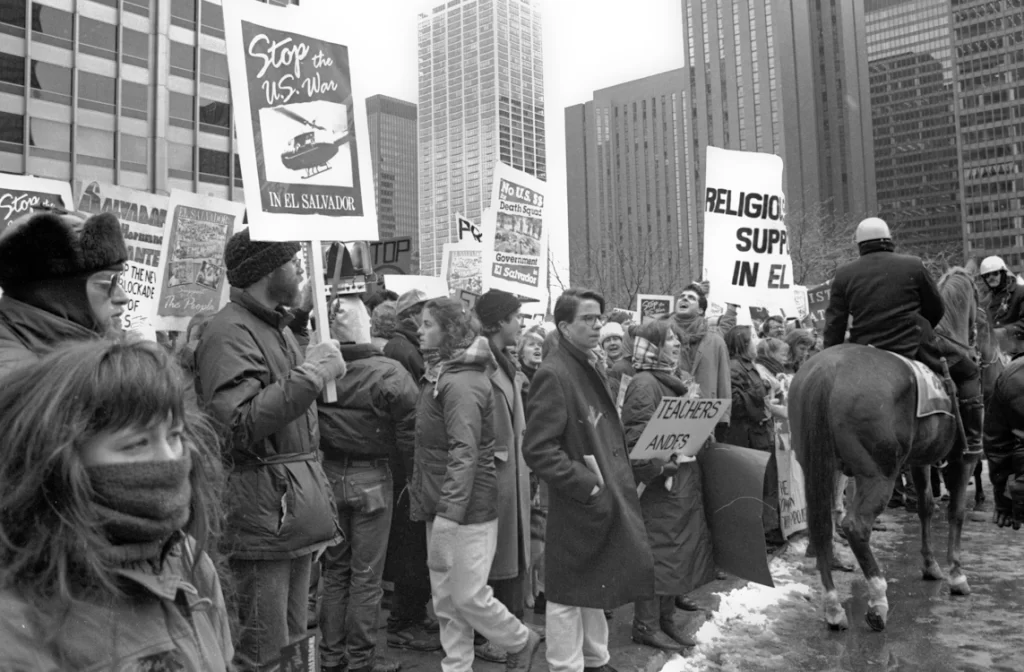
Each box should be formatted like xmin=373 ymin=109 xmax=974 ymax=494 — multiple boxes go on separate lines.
xmin=5 ymin=207 xmax=1017 ymax=671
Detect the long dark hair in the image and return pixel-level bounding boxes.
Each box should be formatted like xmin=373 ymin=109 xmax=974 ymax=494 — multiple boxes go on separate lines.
xmin=0 ymin=339 xmax=226 ymax=610
xmin=424 ymin=297 xmax=480 ymax=360
xmin=725 ymin=325 xmax=753 ymax=359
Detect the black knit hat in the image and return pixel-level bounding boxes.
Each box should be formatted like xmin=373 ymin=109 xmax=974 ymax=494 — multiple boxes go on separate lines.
xmin=0 ymin=210 xmax=128 ymax=289
xmin=475 ymin=289 xmax=522 ymax=326
xmin=224 ymin=228 xmax=301 ymax=288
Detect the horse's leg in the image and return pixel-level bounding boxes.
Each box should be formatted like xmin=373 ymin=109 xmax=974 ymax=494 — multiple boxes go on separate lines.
xmin=945 ymin=452 xmax=981 ymax=596
xmin=841 ymin=474 xmax=895 ymax=631
xmin=818 ymin=551 xmax=847 ymax=630
xmin=911 ymin=465 xmax=943 ymax=580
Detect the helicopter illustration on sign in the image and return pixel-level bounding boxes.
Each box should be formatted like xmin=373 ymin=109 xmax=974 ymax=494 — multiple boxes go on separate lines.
xmin=273 ymin=106 xmax=352 ymax=179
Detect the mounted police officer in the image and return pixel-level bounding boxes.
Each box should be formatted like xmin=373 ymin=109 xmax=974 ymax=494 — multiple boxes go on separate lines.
xmin=978 ymin=255 xmax=1024 ymax=358
xmin=823 ymin=217 xmax=983 ymax=456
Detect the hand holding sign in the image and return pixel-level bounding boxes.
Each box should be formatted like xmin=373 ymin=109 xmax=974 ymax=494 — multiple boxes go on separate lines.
xmin=630 ymin=397 xmax=732 ymax=463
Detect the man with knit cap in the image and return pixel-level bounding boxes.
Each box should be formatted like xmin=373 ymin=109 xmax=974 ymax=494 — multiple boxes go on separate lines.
xmin=195 ymin=228 xmax=347 ymax=671
xmin=0 ymin=206 xmax=129 ymax=380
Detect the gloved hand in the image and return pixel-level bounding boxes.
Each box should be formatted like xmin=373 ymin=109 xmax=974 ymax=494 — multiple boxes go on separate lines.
xmin=657 ymin=456 xmax=680 ymax=478
xmin=305 ymin=339 xmax=347 ymax=382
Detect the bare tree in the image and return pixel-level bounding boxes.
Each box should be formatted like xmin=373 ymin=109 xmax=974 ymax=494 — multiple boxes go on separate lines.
xmin=568 ymin=236 xmax=691 ymax=311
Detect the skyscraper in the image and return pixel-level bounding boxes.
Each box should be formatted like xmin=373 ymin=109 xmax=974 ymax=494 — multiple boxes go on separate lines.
xmin=953 ymin=0 xmax=1024 ymax=268
xmin=681 ymin=0 xmax=876 ymax=237
xmin=0 ymin=0 xmax=298 ymax=202
xmin=417 ymin=0 xmax=546 ymax=276
xmin=565 ymin=70 xmax=699 ymax=304
xmin=366 ymin=95 xmax=418 ymax=266
xmin=865 ymin=0 xmax=964 ymax=257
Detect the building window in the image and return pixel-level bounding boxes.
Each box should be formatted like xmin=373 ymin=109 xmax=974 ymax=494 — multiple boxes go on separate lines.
xmin=122 ymin=27 xmax=149 ymax=68
xmin=120 ymin=133 xmax=148 ymax=173
xmin=121 ymin=80 xmax=149 ymax=121
xmin=169 ymin=91 xmax=195 ymax=128
xmin=170 ymin=42 xmax=195 ymax=79
xmin=199 ymin=49 xmax=229 ymax=87
xmin=200 ymin=1 xmax=224 ymax=39
xmin=0 ymin=111 xmax=23 ymax=154
xmin=199 ymin=99 xmax=231 ymax=135
xmin=168 ymin=141 xmax=195 ymax=179
xmin=0 ymin=53 xmax=24 ymax=95
xmin=31 ymin=3 xmax=73 ymax=50
xmin=199 ymin=147 xmax=230 ymax=184
xmin=234 ymin=153 xmax=244 ymax=186
xmin=79 ymin=17 xmax=117 ymax=61
xmin=78 ymin=71 xmax=116 ymax=115
xmin=28 ymin=117 xmax=70 ymax=161
xmin=171 ymin=0 xmax=197 ymax=30
xmin=77 ymin=126 xmax=115 ymax=168
xmin=123 ymin=0 xmax=152 ymax=17
xmin=0 ymin=0 xmax=27 ymax=37
xmin=30 ymin=60 xmax=72 ymax=106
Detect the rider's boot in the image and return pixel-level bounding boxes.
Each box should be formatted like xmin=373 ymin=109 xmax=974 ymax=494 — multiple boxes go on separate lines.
xmin=959 ymin=394 xmax=984 ymax=457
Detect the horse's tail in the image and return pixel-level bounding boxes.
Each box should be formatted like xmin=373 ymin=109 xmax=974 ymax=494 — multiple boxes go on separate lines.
xmin=792 ymin=359 xmax=838 ymax=564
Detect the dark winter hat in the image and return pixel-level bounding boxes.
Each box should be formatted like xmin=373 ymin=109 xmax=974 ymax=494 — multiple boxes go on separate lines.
xmin=475 ymin=289 xmax=522 ymax=326
xmin=0 ymin=210 xmax=128 ymax=290
xmin=224 ymin=228 xmax=301 ymax=289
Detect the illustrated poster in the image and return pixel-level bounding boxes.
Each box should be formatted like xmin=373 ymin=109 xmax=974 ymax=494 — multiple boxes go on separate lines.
xmin=441 ymin=242 xmax=483 ymax=295
xmin=0 ymin=173 xmax=74 ymax=236
xmin=481 ymin=163 xmax=547 ymax=300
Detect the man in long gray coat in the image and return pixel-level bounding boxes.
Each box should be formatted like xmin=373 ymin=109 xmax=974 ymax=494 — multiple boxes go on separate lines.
xmin=523 ymin=288 xmax=654 ymax=672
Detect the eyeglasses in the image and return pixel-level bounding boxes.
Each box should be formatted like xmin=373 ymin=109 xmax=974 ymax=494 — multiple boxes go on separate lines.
xmin=579 ymin=314 xmax=607 ymax=327
xmin=96 ymin=272 xmax=122 ymax=297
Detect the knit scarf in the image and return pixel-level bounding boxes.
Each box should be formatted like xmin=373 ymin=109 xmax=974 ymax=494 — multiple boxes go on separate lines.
xmin=672 ymin=314 xmax=707 ymax=373
xmin=756 ymin=353 xmax=786 ymax=377
xmin=632 ymin=336 xmax=677 ymax=374
xmin=86 ymin=453 xmax=192 ymax=564
xmin=423 ymin=336 xmax=493 ymax=387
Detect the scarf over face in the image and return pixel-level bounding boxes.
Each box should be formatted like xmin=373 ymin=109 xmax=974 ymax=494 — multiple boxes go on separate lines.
xmin=632 ymin=336 xmax=678 ymax=374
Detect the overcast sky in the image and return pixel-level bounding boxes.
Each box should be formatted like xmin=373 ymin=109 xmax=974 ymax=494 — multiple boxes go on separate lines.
xmin=317 ymin=0 xmax=687 ymax=287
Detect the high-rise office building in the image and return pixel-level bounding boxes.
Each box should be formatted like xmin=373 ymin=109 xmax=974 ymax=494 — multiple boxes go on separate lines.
xmin=0 ymin=0 xmax=298 ymax=202
xmin=953 ymin=0 xmax=1024 ymax=268
xmin=417 ymin=0 xmax=546 ymax=276
xmin=682 ymin=0 xmax=876 ymax=238
xmin=366 ymin=95 xmax=418 ymax=267
xmin=865 ymin=0 xmax=964 ymax=257
xmin=565 ymin=70 xmax=699 ymax=301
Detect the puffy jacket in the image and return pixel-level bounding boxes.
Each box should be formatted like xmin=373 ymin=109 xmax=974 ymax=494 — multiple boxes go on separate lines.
xmin=0 ymin=295 xmax=99 ymax=380
xmin=0 ymin=544 xmax=231 ymax=670
xmin=318 ymin=343 xmax=418 ymax=462
xmin=722 ymin=356 xmax=774 ymax=451
xmin=195 ymin=289 xmax=341 ymax=560
xmin=383 ymin=321 xmax=425 ymax=381
xmin=410 ymin=336 xmax=499 ymax=525
xmin=824 ymin=241 xmax=944 ymax=357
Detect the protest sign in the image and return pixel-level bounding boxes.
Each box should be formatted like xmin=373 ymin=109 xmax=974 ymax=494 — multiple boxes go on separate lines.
xmin=0 ymin=174 xmax=74 ymax=236
xmin=636 ymin=294 xmax=674 ymax=324
xmin=223 ymin=1 xmax=377 ymax=242
xmin=384 ymin=274 xmax=447 ymax=299
xmin=153 ymin=191 xmax=245 ymax=331
xmin=777 ymin=432 xmax=808 ymax=537
xmin=481 ymin=163 xmax=547 ymax=300
xmin=702 ymin=147 xmax=796 ymax=314
xmin=369 ymin=236 xmax=412 ymax=275
xmin=793 ymin=285 xmax=809 ymax=320
xmin=629 ymin=397 xmax=731 ymax=461
xmin=75 ymin=181 xmax=168 ymax=334
xmin=456 ymin=213 xmax=483 ymax=245
xmin=264 ymin=633 xmax=316 ymax=672
xmin=457 ymin=288 xmax=480 ymax=311
xmin=441 ymin=242 xmax=483 ymax=295
xmin=806 ymin=280 xmax=831 ymax=330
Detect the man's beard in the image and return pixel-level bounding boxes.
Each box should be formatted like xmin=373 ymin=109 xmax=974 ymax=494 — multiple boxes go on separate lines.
xmin=268 ymin=273 xmax=300 ymax=307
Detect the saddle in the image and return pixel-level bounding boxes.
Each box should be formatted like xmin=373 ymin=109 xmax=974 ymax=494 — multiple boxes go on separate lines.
xmin=888 ymin=351 xmax=954 ymax=419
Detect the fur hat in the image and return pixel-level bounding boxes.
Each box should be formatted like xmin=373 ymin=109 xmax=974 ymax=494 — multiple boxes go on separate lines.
xmin=0 ymin=210 xmax=128 ymax=289
xmin=224 ymin=228 xmax=301 ymax=289
xmin=599 ymin=321 xmax=625 ymax=344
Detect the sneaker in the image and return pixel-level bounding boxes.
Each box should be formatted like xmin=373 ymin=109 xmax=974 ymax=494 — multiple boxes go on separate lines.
xmin=350 ymin=659 xmax=402 ymax=672
xmin=475 ymin=640 xmax=507 ymax=664
xmin=525 ymin=622 xmax=546 ymax=641
xmin=387 ymin=625 xmax=442 ymax=652
xmin=506 ymin=628 xmax=542 ymax=672
xmin=420 ymin=615 xmax=440 ymax=634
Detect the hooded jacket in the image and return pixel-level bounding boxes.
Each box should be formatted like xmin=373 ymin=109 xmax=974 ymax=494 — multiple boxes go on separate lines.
xmin=0 ymin=295 xmax=100 ymax=380
xmin=383 ymin=319 xmax=425 ymax=381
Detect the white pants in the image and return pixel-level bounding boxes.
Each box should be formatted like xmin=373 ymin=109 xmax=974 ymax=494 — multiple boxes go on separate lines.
xmin=545 ymin=601 xmax=610 ymax=672
xmin=427 ymin=518 xmax=529 ymax=672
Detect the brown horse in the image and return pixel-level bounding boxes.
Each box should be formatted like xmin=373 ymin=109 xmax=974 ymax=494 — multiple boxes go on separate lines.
xmin=790 ymin=267 xmax=983 ymax=631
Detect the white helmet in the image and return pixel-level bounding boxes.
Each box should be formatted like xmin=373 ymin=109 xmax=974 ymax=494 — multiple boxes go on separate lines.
xmin=854 ymin=217 xmax=892 ymax=244
xmin=979 ymin=256 xmax=1008 ymax=276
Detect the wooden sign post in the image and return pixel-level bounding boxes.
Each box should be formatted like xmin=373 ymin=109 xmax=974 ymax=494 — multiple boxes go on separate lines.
xmin=306 ymin=241 xmax=336 ymax=403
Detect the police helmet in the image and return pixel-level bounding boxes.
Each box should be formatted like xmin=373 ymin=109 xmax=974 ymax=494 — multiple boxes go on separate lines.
xmin=854 ymin=217 xmax=892 ymax=244
xmin=979 ymin=256 xmax=1008 ymax=277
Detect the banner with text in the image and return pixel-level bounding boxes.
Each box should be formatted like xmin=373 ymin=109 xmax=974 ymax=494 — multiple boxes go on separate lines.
xmin=369 ymin=236 xmax=413 ymax=275
xmin=805 ymin=281 xmax=831 ymax=331
xmin=153 ymin=190 xmax=245 ymax=331
xmin=777 ymin=431 xmax=808 ymax=537
xmin=481 ymin=163 xmax=547 ymax=300
xmin=456 ymin=213 xmax=483 ymax=245
xmin=636 ymin=294 xmax=674 ymax=324
xmin=441 ymin=242 xmax=483 ymax=295
xmin=629 ymin=397 xmax=731 ymax=461
xmin=75 ymin=181 xmax=168 ymax=335
xmin=0 ymin=174 xmax=74 ymax=236
xmin=223 ymin=1 xmax=378 ymax=242
xmin=703 ymin=147 xmax=796 ymax=313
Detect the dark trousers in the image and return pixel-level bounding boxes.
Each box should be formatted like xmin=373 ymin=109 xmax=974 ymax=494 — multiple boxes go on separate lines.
xmin=385 ymin=460 xmax=432 ymax=631
xmin=319 ymin=461 xmax=394 ymax=669
xmin=633 ymin=595 xmax=675 ymax=630
xmin=232 ymin=555 xmax=313 ymax=671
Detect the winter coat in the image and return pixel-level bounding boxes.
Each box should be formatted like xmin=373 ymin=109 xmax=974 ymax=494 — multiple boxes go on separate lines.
xmin=383 ymin=321 xmax=425 ymax=382
xmin=823 ymin=241 xmax=944 ymax=358
xmin=522 ymin=336 xmax=655 ymax=609
xmin=410 ymin=338 xmax=499 ymax=525
xmin=984 ymin=355 xmax=1024 ymax=494
xmin=318 ymin=343 xmax=418 ymax=463
xmin=674 ymin=327 xmax=732 ymax=425
xmin=722 ymin=356 xmax=774 ymax=451
xmin=0 ymin=295 xmax=99 ymax=380
xmin=487 ymin=341 xmax=532 ymax=581
xmin=195 ymin=289 xmax=341 ymax=560
xmin=0 ymin=545 xmax=232 ymax=670
xmin=986 ymin=275 xmax=1024 ymax=353
xmin=622 ymin=370 xmax=715 ymax=596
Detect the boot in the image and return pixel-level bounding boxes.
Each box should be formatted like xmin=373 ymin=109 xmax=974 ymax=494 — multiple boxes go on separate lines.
xmin=631 ymin=622 xmax=685 ymax=652
xmin=959 ymin=395 xmax=984 ymax=457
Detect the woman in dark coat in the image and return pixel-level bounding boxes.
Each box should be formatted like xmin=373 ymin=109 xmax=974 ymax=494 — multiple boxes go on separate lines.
xmin=721 ymin=326 xmax=773 ymax=451
xmin=622 ymin=318 xmax=713 ymax=652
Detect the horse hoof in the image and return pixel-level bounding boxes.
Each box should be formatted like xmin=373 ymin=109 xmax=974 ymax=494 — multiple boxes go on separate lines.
xmin=922 ymin=562 xmax=944 ymax=581
xmin=824 ymin=591 xmax=848 ymax=630
xmin=866 ymin=609 xmax=887 ymax=632
xmin=950 ymin=574 xmax=971 ymax=596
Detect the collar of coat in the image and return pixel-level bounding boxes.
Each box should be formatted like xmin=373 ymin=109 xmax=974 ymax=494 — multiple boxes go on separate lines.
xmin=230 ymin=287 xmax=294 ymax=330
xmin=424 ymin=335 xmax=495 ymax=391
xmin=0 ymin=295 xmax=97 ymax=347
